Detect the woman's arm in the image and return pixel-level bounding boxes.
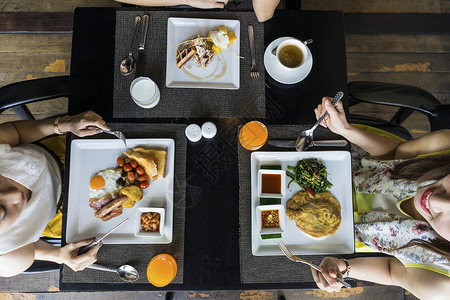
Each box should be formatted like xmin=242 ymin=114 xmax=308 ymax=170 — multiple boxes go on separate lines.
xmin=312 ymin=257 xmax=450 ymax=300
xmin=0 ymin=239 xmax=101 ymax=277
xmin=315 ymin=97 xmax=450 ymax=159
xmin=116 ymin=0 xmax=229 ymax=8
xmin=252 ymin=0 xmax=280 ymax=22
xmin=0 ymin=111 xmax=110 ymax=146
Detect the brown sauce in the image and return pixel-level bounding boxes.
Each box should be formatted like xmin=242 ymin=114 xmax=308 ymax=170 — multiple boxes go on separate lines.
xmin=261 ymin=173 xmax=281 ymax=194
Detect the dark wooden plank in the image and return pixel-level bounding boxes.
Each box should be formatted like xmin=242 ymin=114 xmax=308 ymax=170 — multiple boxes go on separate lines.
xmin=346 ymin=34 xmax=450 ymax=53
xmin=0 ymin=0 xmax=120 ymax=12
xmin=347 ymin=72 xmax=450 ymax=92
xmin=344 ymin=13 xmax=450 ymax=34
xmin=346 ymin=53 xmax=450 ymax=72
xmin=0 ymin=12 xmax=73 ymax=33
xmin=302 ymin=0 xmax=444 ymax=13
xmin=0 ymin=33 xmax=72 ymax=54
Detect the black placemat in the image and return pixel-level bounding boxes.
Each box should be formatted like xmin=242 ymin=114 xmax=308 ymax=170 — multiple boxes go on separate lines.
xmin=62 ymin=124 xmax=186 ymax=285
xmin=113 ymin=10 xmax=265 ymax=119
xmin=238 ymin=125 xmax=348 ymax=284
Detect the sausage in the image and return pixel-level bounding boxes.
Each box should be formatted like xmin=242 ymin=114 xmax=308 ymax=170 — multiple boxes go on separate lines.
xmin=94 ymin=195 xmax=127 ymax=219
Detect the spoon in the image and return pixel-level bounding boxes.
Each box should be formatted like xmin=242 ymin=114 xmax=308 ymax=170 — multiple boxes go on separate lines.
xmin=271 ymin=39 xmax=313 ymax=56
xmin=295 ymin=91 xmax=344 ymax=152
xmin=87 ymin=263 xmax=139 ymax=282
xmin=120 ymin=16 xmax=141 ymax=76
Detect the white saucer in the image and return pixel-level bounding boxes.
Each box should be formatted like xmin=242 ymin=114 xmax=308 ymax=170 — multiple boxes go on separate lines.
xmin=264 ymin=37 xmax=313 ymax=85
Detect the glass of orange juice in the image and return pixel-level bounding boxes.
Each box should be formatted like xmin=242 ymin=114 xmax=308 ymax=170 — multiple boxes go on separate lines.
xmin=146 ymin=253 xmax=177 ymax=287
xmin=239 ymin=121 xmax=268 ymax=150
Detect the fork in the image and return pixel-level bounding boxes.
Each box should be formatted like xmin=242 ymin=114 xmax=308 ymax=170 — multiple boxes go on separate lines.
xmin=247 ymin=25 xmax=259 ymax=79
xmin=95 ymin=128 xmax=127 ymax=147
xmin=277 ymin=241 xmax=352 ymax=288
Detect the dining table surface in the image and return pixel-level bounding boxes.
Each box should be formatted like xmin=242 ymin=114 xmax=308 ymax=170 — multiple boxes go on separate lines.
xmin=61 ymin=6 xmax=353 ymax=291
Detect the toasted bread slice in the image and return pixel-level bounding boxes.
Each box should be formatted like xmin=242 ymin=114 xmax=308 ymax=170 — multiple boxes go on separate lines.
xmin=133 ymin=148 xmax=167 ymax=178
xmin=124 ymin=149 xmax=158 ymax=179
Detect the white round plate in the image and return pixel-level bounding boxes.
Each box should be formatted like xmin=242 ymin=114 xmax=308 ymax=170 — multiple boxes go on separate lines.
xmin=264 ymin=37 xmax=313 ymax=85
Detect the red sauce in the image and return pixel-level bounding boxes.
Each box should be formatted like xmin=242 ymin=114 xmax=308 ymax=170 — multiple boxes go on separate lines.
xmin=261 ymin=173 xmax=281 ymax=194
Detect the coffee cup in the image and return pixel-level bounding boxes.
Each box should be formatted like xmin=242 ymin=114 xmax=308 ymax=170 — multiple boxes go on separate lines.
xmin=130 ymin=77 xmax=160 ymax=109
xmin=275 ymin=38 xmax=308 ymax=71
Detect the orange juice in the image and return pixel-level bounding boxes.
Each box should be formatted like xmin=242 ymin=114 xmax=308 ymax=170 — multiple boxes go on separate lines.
xmin=239 ymin=121 xmax=268 ymax=150
xmin=147 ymin=254 xmax=177 ymax=287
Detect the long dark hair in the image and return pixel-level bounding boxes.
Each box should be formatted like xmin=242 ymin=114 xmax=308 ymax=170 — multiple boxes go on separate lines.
xmin=389 ymin=154 xmax=450 ymax=258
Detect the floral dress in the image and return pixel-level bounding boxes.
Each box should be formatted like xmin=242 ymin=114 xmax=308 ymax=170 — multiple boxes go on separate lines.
xmin=351 ymin=145 xmax=449 ymax=277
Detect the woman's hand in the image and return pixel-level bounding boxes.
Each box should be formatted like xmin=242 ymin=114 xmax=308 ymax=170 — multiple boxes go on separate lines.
xmin=314 ymin=97 xmax=350 ymax=136
xmin=189 ymin=0 xmax=229 ymax=8
xmin=58 ymin=111 xmax=110 ymax=137
xmin=311 ymin=257 xmax=347 ymax=292
xmin=58 ymin=239 xmax=102 ymax=272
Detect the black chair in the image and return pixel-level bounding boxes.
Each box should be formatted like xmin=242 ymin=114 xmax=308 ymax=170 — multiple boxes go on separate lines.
xmin=348 ymin=81 xmax=450 ymax=140
xmin=0 ymin=76 xmax=69 ymax=273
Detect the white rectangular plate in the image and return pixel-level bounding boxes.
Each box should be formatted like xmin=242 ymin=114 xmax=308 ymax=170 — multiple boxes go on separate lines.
xmin=166 ymin=17 xmax=240 ymax=89
xmin=66 ymin=138 xmax=175 ymax=244
xmin=251 ymin=151 xmax=354 ymax=256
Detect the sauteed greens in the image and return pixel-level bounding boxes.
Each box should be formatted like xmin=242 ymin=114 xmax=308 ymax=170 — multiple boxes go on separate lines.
xmin=286 ymin=159 xmax=332 ymax=197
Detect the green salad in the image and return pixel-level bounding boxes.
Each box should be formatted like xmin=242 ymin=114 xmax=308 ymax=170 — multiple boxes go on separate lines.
xmin=286 ymin=158 xmax=332 ymax=197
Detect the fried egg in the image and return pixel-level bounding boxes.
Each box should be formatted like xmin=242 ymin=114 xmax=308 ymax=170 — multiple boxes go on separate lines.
xmin=89 ymin=169 xmax=122 ymax=200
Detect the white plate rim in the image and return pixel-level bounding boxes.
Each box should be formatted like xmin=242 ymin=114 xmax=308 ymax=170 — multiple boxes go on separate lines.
xmin=66 ymin=138 xmax=175 ymax=244
xmin=165 ymin=17 xmax=240 ymax=90
xmin=250 ymin=151 xmax=355 ymax=256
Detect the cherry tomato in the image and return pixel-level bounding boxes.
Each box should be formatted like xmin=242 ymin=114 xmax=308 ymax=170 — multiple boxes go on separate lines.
xmin=135 ymin=166 xmax=145 ymax=175
xmin=123 ymin=164 xmax=132 ymax=172
xmin=130 ymin=160 xmax=138 ymax=169
xmin=117 ymin=156 xmax=125 ymax=167
xmin=127 ymin=172 xmax=135 ymax=181
xmin=139 ymin=180 xmax=150 ymax=189
xmin=138 ymin=174 xmax=149 ymax=181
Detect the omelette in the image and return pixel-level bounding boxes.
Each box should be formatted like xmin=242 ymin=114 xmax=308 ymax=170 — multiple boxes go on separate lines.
xmin=286 ymin=191 xmax=341 ymax=238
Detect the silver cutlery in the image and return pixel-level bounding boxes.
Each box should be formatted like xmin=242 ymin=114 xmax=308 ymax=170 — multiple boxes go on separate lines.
xmin=78 ymin=218 xmax=129 ymax=254
xmin=87 ymin=263 xmax=139 ymax=282
xmin=271 ymin=39 xmax=313 ymax=56
xmin=296 ymin=91 xmax=344 ymax=152
xmin=136 ymin=14 xmax=150 ymax=78
xmin=95 ymin=128 xmax=127 ymax=147
xmin=120 ymin=16 xmax=141 ymax=76
xmin=268 ymin=139 xmax=348 ymax=149
xmin=277 ymin=241 xmax=351 ymax=289
xmin=247 ymin=25 xmax=259 ymax=79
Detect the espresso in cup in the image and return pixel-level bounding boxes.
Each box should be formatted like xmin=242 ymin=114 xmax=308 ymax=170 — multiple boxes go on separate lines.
xmin=275 ymin=39 xmax=308 ymax=70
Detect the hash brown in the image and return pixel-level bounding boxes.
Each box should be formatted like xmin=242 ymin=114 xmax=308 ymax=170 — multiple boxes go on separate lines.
xmin=286 ymin=191 xmax=341 ymax=238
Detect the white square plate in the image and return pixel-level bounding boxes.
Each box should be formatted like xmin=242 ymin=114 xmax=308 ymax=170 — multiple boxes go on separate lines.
xmin=166 ymin=17 xmax=240 ymax=89
xmin=134 ymin=207 xmax=165 ymax=238
xmin=258 ymin=169 xmax=286 ymax=198
xmin=251 ymin=151 xmax=354 ymax=256
xmin=66 ymin=138 xmax=175 ymax=244
xmin=256 ymin=204 xmax=286 ymax=235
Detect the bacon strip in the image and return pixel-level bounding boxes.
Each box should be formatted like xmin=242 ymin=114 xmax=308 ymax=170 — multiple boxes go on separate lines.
xmin=89 ymin=194 xmax=117 ymax=210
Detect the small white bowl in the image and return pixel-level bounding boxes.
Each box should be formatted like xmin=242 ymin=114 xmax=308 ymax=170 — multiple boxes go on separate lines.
xmin=134 ymin=207 xmax=165 ymax=237
xmin=130 ymin=77 xmax=160 ymax=109
xmin=256 ymin=204 xmax=286 ymax=235
xmin=258 ymin=169 xmax=286 ymax=198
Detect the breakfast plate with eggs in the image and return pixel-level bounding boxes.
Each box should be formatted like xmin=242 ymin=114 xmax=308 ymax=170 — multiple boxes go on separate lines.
xmin=166 ymin=17 xmax=240 ymax=89
xmin=66 ymin=138 xmax=175 ymax=244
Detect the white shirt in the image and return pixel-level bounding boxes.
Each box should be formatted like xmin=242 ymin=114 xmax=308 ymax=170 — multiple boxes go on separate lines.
xmin=0 ymin=144 xmax=61 ymax=254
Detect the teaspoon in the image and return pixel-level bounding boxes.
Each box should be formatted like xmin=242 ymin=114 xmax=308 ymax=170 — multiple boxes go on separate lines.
xmin=295 ymin=91 xmax=344 ymax=152
xmin=87 ymin=263 xmax=139 ymax=282
xmin=120 ymin=16 xmax=141 ymax=76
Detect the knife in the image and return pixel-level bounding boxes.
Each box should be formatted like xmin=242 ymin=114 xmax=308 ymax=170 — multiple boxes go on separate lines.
xmin=135 ymin=14 xmax=150 ymax=78
xmin=78 ymin=217 xmax=129 ymax=254
xmin=268 ymin=139 xmax=348 ymax=149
